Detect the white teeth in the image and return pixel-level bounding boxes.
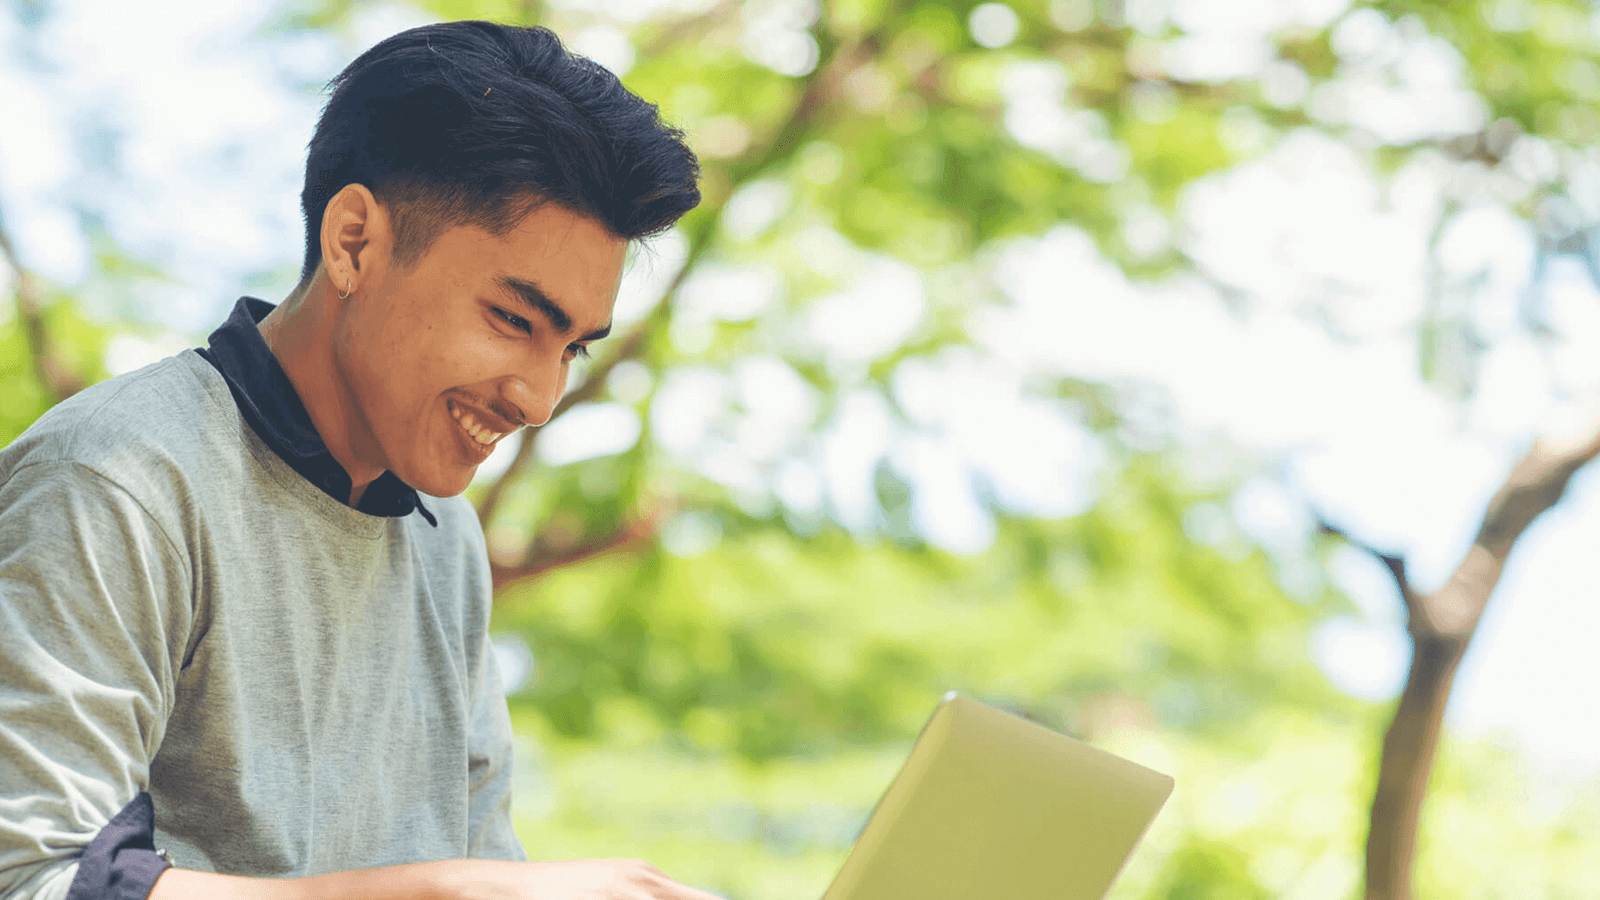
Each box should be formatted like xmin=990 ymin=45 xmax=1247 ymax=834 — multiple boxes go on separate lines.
xmin=450 ymin=402 xmax=503 ymax=447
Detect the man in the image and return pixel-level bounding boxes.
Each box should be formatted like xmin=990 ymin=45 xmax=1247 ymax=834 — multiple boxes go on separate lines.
xmin=0 ymin=20 xmax=721 ymax=900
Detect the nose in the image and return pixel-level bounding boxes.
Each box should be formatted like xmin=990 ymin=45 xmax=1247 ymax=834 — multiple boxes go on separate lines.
xmin=501 ymin=363 xmax=565 ymax=428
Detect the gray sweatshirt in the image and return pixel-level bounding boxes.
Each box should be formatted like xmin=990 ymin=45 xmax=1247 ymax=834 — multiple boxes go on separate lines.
xmin=0 ymin=350 xmax=525 ymax=899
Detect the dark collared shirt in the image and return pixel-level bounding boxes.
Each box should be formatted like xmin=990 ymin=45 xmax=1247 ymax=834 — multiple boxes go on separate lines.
xmin=195 ymin=296 xmax=436 ymax=527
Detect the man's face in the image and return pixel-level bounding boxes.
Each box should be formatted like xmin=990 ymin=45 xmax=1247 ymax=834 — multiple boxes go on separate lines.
xmin=333 ymin=203 xmax=626 ymax=498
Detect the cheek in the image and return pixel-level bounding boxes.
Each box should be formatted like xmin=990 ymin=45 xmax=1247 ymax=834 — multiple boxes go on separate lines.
xmin=422 ymin=336 xmax=523 ymax=400
xmin=412 ymin=323 xmax=492 ymax=381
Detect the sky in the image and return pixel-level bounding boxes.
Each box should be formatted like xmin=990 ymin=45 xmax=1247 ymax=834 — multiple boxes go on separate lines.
xmin=2 ymin=0 xmax=1599 ymax=780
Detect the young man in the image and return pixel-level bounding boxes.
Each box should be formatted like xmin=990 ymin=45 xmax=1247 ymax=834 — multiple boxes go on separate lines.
xmin=0 ymin=20 xmax=721 ymax=900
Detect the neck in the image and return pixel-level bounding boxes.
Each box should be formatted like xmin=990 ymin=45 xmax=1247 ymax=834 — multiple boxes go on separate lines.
xmin=259 ymin=285 xmax=384 ymax=506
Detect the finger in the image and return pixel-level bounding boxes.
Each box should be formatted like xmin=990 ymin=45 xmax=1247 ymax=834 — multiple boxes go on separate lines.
xmin=648 ymin=872 xmax=726 ymax=900
xmin=624 ymin=864 xmax=722 ymax=900
xmin=608 ymin=851 xmax=665 ymax=877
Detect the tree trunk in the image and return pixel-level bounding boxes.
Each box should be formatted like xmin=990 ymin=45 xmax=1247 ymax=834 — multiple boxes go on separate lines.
xmin=1365 ymin=632 xmax=1465 ymax=900
xmin=1322 ymin=429 xmax=1600 ymax=900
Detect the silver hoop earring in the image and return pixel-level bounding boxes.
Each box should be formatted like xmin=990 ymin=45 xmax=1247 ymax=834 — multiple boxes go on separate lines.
xmin=338 ymin=278 xmax=352 ymax=300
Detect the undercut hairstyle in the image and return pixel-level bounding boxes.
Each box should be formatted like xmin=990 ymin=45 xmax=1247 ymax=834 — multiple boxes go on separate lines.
xmin=298 ymin=20 xmax=701 ymax=284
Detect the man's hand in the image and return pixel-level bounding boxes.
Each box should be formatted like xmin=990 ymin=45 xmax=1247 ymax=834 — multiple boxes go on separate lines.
xmin=429 ymin=858 xmax=726 ymax=900
xmin=150 ymin=857 xmax=726 ymax=900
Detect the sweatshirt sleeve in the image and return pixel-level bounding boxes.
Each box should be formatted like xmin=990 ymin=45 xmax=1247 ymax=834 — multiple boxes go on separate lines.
xmin=0 ymin=461 xmax=191 ymax=899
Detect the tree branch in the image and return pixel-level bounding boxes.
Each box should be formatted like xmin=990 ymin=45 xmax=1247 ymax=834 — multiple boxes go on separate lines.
xmin=1474 ymin=430 xmax=1600 ymax=559
xmin=0 ymin=215 xmax=84 ymax=402
xmin=1315 ymin=512 xmax=1421 ymax=622
xmin=634 ymin=0 xmax=738 ymax=63
xmin=476 ymin=317 xmax=656 ymax=530
xmin=489 ymin=500 xmax=669 ymax=593
xmin=479 ymin=4 xmax=898 ymax=588
xmin=475 ymin=220 xmax=717 ymax=534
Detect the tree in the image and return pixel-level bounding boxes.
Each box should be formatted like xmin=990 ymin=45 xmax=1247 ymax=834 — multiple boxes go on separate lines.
xmin=421 ymin=1 xmax=1600 ymax=892
xmin=6 ymin=0 xmax=1600 ymax=895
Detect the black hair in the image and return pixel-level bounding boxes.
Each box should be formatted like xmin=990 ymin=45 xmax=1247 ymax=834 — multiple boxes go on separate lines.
xmin=298 ymin=20 xmax=701 ymax=283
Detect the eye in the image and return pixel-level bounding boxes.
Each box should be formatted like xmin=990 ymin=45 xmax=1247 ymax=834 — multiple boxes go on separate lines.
xmin=566 ymin=343 xmax=591 ymax=360
xmin=493 ymin=308 xmax=531 ymax=333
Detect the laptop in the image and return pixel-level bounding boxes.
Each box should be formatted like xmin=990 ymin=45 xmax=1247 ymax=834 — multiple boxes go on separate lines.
xmin=821 ymin=693 xmax=1173 ymax=900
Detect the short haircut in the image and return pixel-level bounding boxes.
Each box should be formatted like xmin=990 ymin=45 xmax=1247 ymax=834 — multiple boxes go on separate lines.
xmin=299 ymin=20 xmax=701 ymax=283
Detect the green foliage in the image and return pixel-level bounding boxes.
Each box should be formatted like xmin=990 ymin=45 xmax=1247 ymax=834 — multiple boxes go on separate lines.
xmin=0 ymin=323 xmax=50 ymax=443
xmin=1377 ymin=0 xmax=1600 ymax=138
xmin=8 ymin=0 xmax=1600 ymax=896
xmin=444 ymin=0 xmax=1600 ymax=891
xmin=494 ymin=451 xmax=1350 ymax=757
xmin=481 ymin=447 xmax=1389 ymax=896
xmin=0 ymin=297 xmax=111 ymax=444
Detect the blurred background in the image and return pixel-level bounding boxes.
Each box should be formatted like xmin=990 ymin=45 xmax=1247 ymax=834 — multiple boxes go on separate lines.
xmin=4 ymin=0 xmax=1600 ymax=895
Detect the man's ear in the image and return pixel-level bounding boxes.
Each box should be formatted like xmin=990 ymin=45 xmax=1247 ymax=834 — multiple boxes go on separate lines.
xmin=319 ymin=184 xmax=392 ymax=296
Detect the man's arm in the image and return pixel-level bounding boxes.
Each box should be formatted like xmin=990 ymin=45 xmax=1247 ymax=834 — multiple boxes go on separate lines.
xmin=151 ymin=863 xmax=447 ymax=900
xmin=0 ymin=462 xmax=723 ymax=900
xmin=0 ymin=460 xmax=193 ymax=900
xmin=150 ymin=859 xmax=727 ymax=900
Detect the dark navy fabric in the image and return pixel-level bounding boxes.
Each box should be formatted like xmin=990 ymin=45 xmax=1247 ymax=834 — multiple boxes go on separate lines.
xmin=196 ymin=296 xmax=436 ymax=526
xmin=65 ymin=793 xmax=169 ymax=900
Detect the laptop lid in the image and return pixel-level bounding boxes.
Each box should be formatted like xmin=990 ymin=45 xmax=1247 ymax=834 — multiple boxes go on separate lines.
xmin=822 ymin=693 xmax=1173 ymax=900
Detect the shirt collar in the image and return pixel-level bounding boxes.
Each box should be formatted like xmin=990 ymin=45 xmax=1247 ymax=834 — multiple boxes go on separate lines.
xmin=196 ymin=296 xmax=437 ymax=527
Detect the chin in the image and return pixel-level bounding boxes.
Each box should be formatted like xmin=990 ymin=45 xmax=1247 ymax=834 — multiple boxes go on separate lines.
xmin=399 ymin=463 xmax=477 ymax=499
xmin=422 ymin=471 xmax=476 ymax=499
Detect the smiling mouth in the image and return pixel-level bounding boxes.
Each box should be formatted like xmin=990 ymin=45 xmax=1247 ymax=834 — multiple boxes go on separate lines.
xmin=447 ymin=400 xmax=508 ymax=448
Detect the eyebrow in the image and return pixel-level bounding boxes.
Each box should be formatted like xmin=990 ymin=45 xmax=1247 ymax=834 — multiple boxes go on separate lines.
xmin=495 ymin=275 xmax=612 ymax=342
